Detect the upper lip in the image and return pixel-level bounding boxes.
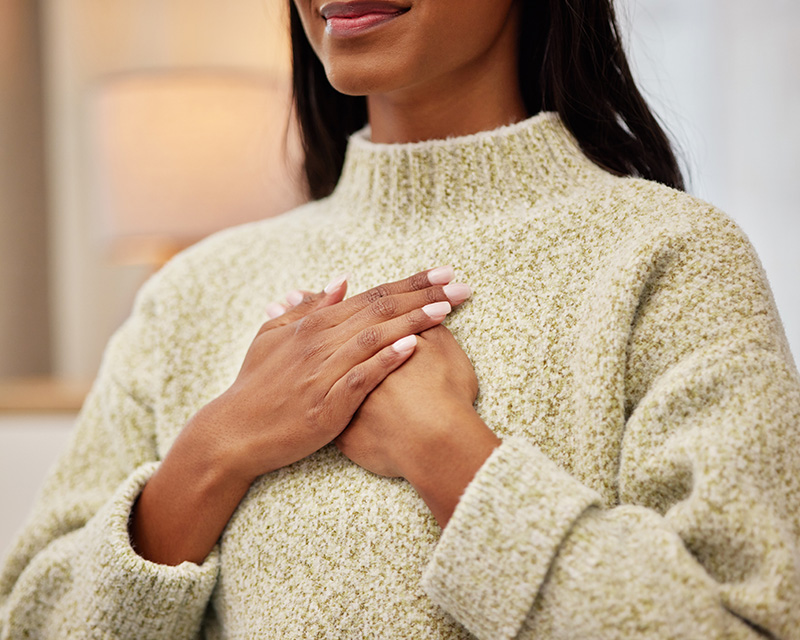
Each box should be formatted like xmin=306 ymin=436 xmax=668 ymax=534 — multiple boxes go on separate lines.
xmin=319 ymin=1 xmax=410 ymax=19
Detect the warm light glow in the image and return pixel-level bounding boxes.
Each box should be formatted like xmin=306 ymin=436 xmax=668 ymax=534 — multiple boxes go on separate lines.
xmin=89 ymin=69 xmax=306 ymax=264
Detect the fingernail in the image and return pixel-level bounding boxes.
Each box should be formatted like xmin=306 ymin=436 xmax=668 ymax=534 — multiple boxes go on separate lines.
xmin=324 ymin=273 xmax=348 ymax=295
xmin=266 ymin=302 xmax=286 ymax=319
xmin=392 ymin=335 xmax=417 ymax=355
xmin=422 ymin=301 xmax=452 ymax=319
xmin=286 ymin=290 xmax=305 ymax=306
xmin=443 ymin=283 xmax=472 ymax=305
xmin=427 ymin=266 xmax=455 ymax=285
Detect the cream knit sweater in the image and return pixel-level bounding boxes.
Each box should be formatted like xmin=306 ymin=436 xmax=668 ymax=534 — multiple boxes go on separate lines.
xmin=2 ymin=113 xmax=799 ymax=639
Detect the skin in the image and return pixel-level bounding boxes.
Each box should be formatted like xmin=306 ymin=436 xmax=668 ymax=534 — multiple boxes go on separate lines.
xmin=334 ymin=324 xmax=499 ymax=526
xmin=293 ymin=0 xmax=527 ymax=142
xmin=131 ymin=270 xmax=476 ymax=564
xmin=130 ymin=0 xmax=522 ymax=565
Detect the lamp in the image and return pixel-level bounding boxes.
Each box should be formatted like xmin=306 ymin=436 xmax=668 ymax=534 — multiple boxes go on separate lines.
xmin=89 ymin=69 xmax=306 ymax=266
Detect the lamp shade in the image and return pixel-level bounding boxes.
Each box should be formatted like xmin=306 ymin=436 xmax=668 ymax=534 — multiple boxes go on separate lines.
xmin=89 ymin=69 xmax=306 ymax=263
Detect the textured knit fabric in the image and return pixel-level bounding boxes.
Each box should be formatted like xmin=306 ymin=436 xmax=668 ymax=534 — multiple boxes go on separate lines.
xmin=1 ymin=112 xmax=799 ymax=639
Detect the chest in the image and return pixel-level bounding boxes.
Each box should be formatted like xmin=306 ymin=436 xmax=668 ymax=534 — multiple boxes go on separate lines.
xmin=153 ymin=214 xmax=626 ymax=502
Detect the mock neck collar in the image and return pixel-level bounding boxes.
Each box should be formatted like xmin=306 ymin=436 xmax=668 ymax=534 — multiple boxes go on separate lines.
xmin=329 ymin=112 xmax=608 ymax=228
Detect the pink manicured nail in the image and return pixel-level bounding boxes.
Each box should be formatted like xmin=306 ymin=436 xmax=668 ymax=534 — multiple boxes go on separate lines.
xmin=392 ymin=335 xmax=417 ymax=355
xmin=324 ymin=273 xmax=348 ymax=295
xmin=266 ymin=302 xmax=286 ymax=319
xmin=286 ymin=290 xmax=305 ymax=306
xmin=427 ymin=266 xmax=455 ymax=285
xmin=422 ymin=301 xmax=452 ymax=319
xmin=443 ymin=283 xmax=472 ymax=305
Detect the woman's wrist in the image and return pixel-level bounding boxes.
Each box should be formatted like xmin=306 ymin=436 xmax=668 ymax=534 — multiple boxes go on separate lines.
xmin=403 ymin=406 xmax=500 ymax=528
xmin=129 ymin=409 xmax=254 ymax=566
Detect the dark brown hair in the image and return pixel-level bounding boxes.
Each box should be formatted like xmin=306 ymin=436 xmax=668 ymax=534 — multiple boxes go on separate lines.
xmin=289 ymin=1 xmax=685 ymax=200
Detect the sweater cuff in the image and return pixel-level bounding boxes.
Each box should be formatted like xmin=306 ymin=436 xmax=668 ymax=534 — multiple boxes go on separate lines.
xmin=421 ymin=437 xmax=600 ymax=640
xmin=80 ymin=462 xmax=220 ymax=637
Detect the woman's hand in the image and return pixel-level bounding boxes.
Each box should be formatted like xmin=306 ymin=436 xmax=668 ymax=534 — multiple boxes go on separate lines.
xmin=131 ymin=267 xmax=471 ymax=565
xmin=334 ymin=325 xmax=501 ymax=528
xmin=199 ymin=268 xmax=473 ymax=481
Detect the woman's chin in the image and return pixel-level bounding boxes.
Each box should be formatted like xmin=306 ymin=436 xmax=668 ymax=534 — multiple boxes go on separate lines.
xmin=324 ymin=63 xmax=399 ymax=97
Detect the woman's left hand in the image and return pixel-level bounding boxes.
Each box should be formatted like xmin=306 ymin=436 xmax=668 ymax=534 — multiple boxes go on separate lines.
xmin=335 ymin=324 xmax=501 ymax=527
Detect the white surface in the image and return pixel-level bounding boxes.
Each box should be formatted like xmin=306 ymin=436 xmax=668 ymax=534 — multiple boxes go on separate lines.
xmin=0 ymin=413 xmax=76 ymax=560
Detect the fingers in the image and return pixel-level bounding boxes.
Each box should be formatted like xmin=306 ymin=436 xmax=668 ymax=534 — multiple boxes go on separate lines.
xmin=265 ymin=290 xmax=308 ymax=320
xmin=259 ymin=274 xmax=349 ymax=334
xmin=262 ymin=266 xmax=471 ymax=355
xmin=325 ymin=298 xmax=455 ymax=380
xmin=326 ymin=335 xmax=418 ymax=420
xmin=348 ymin=265 xmax=455 ymax=309
xmin=264 ymin=288 xmax=318 ymax=319
xmin=317 ymin=271 xmax=470 ymax=337
xmin=265 ymin=301 xmax=290 ymax=320
xmin=326 ymin=280 xmax=471 ymax=344
xmin=266 ymin=266 xmax=466 ymax=333
xmin=313 ymin=266 xmax=453 ymax=326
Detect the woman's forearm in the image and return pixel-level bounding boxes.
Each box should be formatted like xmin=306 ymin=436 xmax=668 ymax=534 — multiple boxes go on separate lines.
xmin=129 ymin=268 xmax=462 ymax=565
xmin=405 ymin=407 xmax=501 ymax=528
xmin=129 ymin=406 xmax=254 ymax=566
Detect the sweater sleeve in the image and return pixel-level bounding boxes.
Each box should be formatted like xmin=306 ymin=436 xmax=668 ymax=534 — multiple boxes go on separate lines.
xmin=421 ymin=209 xmax=800 ymax=639
xmin=0 ymin=280 xmax=220 ymax=639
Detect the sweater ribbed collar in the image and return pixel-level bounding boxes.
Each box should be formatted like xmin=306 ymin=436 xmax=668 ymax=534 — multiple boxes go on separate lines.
xmin=330 ymin=112 xmax=607 ymax=227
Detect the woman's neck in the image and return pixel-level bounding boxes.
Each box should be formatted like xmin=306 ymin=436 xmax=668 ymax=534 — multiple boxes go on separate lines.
xmin=367 ymin=87 xmax=528 ymax=145
xmin=365 ymin=37 xmax=527 ymax=144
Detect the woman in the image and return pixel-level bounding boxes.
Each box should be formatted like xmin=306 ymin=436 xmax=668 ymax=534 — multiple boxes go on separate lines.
xmin=2 ymin=0 xmax=798 ymax=638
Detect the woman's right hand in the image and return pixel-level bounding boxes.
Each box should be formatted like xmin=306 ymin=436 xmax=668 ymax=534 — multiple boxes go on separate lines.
xmin=130 ymin=266 xmax=470 ymax=566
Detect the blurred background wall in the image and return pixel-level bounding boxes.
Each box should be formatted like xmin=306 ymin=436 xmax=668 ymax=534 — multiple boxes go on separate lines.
xmin=0 ymin=0 xmax=50 ymax=377
xmin=41 ymin=0 xmax=293 ymax=381
xmin=0 ymin=0 xmax=798 ymax=553
xmin=0 ymin=0 xmax=294 ymax=555
xmin=620 ymin=0 xmax=800 ymax=364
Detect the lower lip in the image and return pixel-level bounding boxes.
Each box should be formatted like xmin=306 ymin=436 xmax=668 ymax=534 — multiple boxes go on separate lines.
xmin=325 ymin=11 xmax=406 ymax=37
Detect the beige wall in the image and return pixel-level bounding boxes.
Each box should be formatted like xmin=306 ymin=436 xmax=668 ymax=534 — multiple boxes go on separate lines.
xmin=40 ymin=0 xmax=292 ymax=378
xmin=0 ymin=0 xmax=51 ymax=376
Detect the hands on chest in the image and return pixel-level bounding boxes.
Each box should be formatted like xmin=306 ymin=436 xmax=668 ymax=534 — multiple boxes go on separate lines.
xmin=130 ymin=267 xmax=500 ymax=566
xmin=267 ymin=269 xmax=500 ymax=526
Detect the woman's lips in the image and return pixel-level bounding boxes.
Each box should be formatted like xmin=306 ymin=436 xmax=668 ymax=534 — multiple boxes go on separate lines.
xmin=320 ymin=1 xmax=410 ymax=37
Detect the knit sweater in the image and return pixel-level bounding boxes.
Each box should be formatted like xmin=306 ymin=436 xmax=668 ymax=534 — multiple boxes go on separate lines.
xmin=1 ymin=112 xmax=799 ymax=639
